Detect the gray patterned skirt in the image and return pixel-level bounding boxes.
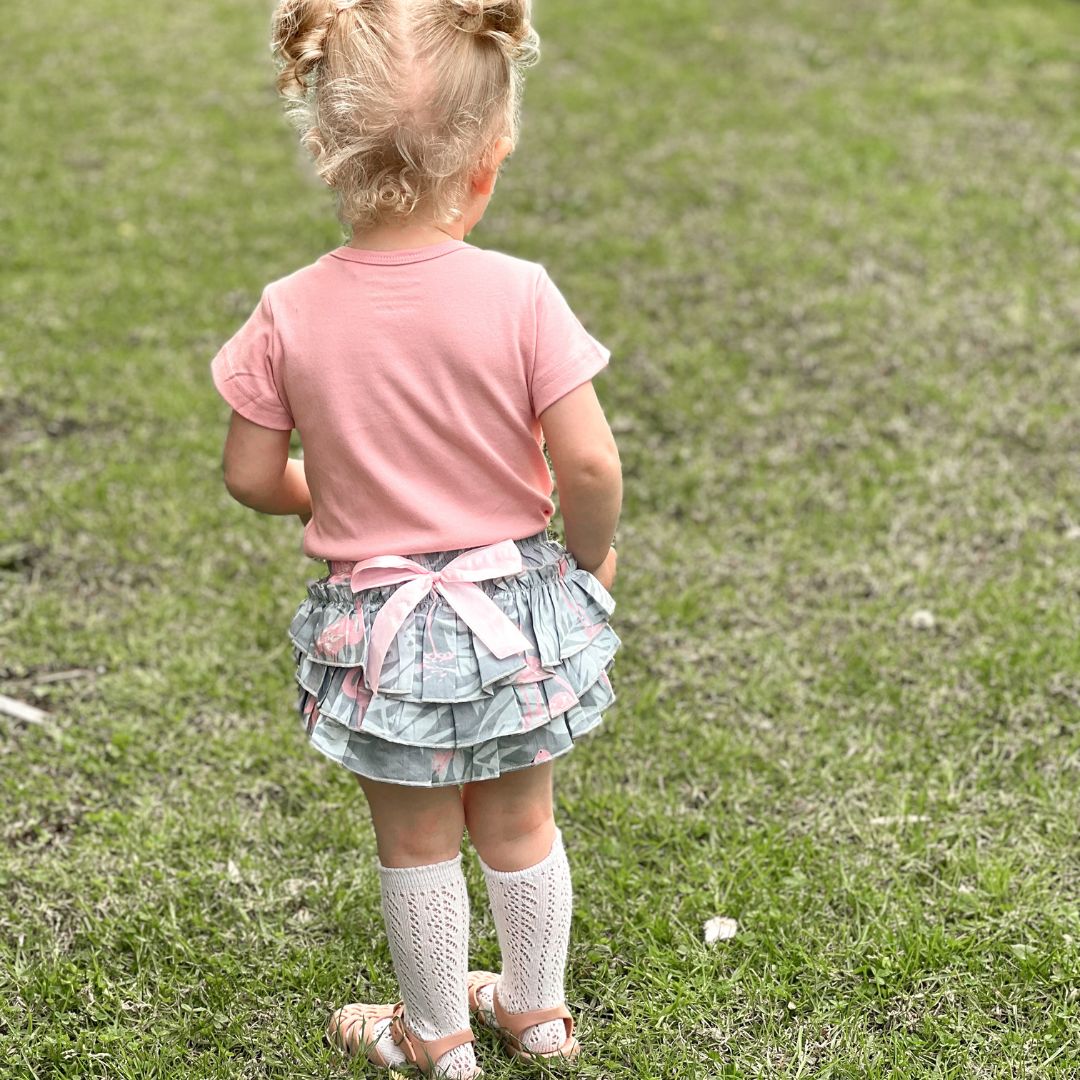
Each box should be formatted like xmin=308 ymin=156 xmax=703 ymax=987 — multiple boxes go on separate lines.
xmin=288 ymin=529 xmax=620 ymax=787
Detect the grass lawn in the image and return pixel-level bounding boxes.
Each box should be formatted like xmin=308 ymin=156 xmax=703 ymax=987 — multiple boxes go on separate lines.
xmin=3 ymin=0 xmax=1080 ymax=1076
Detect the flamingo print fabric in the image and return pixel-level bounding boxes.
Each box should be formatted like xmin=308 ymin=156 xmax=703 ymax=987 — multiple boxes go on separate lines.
xmin=290 ymin=531 xmax=620 ymax=786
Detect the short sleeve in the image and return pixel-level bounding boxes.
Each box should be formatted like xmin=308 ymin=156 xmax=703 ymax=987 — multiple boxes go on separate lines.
xmin=210 ymin=290 xmax=294 ymax=431
xmin=529 ymin=268 xmax=611 ymax=418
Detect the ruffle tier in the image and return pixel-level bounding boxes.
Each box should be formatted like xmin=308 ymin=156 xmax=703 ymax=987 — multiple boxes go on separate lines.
xmin=288 ymin=531 xmax=620 ymax=787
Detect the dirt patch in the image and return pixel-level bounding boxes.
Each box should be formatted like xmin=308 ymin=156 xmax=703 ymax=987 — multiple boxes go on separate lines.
xmin=0 ymin=542 xmax=45 ymax=578
xmin=0 ymin=394 xmax=115 ymax=466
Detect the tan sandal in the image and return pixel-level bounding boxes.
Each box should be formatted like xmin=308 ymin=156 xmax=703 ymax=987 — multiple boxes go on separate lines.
xmin=466 ymin=971 xmax=580 ymax=1062
xmin=327 ymin=1000 xmax=482 ymax=1077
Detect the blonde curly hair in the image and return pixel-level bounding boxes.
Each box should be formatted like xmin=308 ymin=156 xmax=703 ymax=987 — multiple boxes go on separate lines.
xmin=270 ymin=0 xmax=539 ymax=229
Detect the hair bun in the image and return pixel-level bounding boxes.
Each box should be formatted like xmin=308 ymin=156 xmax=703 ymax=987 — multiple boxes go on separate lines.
xmin=447 ymin=0 xmax=535 ymax=57
xmin=271 ymin=0 xmax=339 ymax=96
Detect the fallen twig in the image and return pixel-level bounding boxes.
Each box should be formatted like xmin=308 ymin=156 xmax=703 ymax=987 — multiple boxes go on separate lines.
xmin=0 ymin=694 xmax=49 ymax=725
xmin=31 ymin=668 xmax=98 ymax=685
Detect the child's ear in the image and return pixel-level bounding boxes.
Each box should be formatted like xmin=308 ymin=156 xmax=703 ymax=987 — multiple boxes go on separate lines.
xmin=491 ymin=135 xmax=514 ymax=169
xmin=472 ymin=136 xmax=515 ymax=196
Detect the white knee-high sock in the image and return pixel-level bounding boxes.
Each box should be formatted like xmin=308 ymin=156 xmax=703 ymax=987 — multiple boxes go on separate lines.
xmin=477 ymin=827 xmax=573 ymax=1054
xmin=375 ymin=854 xmax=477 ymax=1077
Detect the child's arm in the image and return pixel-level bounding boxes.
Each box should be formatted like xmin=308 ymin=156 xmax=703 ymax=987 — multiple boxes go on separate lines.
xmin=221 ymin=411 xmax=312 ymax=519
xmin=540 ymin=381 xmax=622 ymax=575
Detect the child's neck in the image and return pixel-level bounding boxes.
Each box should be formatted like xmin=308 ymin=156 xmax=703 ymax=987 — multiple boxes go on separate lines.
xmin=349 ymin=218 xmax=466 ymax=252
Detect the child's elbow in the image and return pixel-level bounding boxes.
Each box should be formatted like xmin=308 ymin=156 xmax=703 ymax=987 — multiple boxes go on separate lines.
xmin=578 ymin=440 xmax=621 ymax=482
xmin=222 ymin=462 xmax=264 ymax=508
xmin=223 ymin=474 xmax=253 ymax=507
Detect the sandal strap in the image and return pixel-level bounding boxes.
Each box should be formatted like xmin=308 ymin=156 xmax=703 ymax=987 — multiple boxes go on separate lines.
xmin=328 ymin=1002 xmax=400 ymax=1062
xmin=466 ymin=973 xmax=577 ymax=1058
xmin=493 ymin=989 xmax=574 ymax=1041
xmin=393 ymin=1012 xmax=476 ymax=1070
xmin=466 ymin=970 xmax=499 ymax=1013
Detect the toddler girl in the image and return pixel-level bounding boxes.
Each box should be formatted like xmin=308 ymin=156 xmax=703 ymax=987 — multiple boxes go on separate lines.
xmin=210 ymin=0 xmax=621 ymax=1075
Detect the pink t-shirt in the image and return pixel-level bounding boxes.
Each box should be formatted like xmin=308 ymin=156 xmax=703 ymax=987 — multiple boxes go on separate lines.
xmin=210 ymin=238 xmax=610 ymax=562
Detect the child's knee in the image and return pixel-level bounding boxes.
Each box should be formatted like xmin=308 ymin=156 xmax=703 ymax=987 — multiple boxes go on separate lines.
xmin=377 ymin=809 xmax=464 ymax=867
xmin=464 ymin=798 xmax=554 ymax=867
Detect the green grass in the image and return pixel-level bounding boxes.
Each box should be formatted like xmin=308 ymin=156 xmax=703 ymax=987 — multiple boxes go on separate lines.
xmin=3 ymin=0 xmax=1080 ymax=1076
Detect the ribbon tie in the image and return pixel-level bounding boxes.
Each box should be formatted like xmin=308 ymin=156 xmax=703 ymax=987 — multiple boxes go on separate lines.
xmin=349 ymin=539 xmax=532 ymax=695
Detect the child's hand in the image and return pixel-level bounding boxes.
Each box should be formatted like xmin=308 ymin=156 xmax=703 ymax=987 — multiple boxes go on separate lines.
xmin=592 ymin=546 xmax=617 ymax=592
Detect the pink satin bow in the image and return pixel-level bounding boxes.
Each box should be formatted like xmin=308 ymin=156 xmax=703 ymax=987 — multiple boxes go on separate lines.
xmin=349 ymin=539 xmax=532 ymax=696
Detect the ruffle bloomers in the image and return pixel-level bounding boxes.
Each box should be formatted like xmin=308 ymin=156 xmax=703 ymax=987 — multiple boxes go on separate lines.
xmin=288 ymin=530 xmax=621 ymax=787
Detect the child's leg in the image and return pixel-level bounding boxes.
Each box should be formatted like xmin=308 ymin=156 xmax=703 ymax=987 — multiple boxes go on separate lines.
xmin=462 ymin=763 xmax=573 ymax=1054
xmin=462 ymin=760 xmax=555 ymax=871
xmin=351 ymin=775 xmax=477 ymax=1077
xmin=358 ymin=772 xmax=464 ymax=868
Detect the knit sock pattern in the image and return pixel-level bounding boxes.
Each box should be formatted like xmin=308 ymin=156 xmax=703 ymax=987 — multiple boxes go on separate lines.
xmin=478 ymin=827 xmax=573 ymax=1055
xmin=378 ymin=854 xmax=477 ymax=1077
